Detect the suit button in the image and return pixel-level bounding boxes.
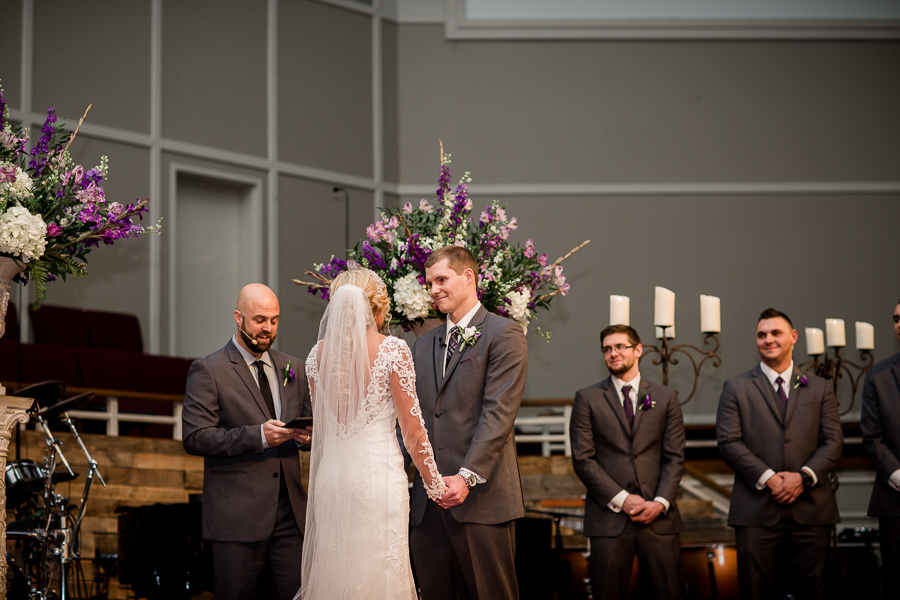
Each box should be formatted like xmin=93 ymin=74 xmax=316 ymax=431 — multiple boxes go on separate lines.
xmin=435 ymin=413 xmax=441 ymax=418
xmin=273 ymin=472 xmax=279 ymax=478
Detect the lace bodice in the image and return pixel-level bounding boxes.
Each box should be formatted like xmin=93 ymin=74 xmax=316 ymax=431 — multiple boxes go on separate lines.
xmin=306 ymin=336 xmax=444 ymax=501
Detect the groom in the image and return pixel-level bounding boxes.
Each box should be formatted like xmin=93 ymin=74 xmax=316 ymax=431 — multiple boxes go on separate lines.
xmin=410 ymin=245 xmax=529 ymax=600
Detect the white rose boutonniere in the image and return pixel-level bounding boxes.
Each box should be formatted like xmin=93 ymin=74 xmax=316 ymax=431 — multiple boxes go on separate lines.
xmin=459 ymin=326 xmax=482 ymax=348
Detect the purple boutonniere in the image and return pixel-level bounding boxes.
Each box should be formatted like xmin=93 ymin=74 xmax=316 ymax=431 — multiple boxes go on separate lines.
xmin=639 ymin=392 xmax=655 ymax=411
xmin=282 ymin=361 xmax=296 ymax=387
xmin=793 ymin=373 xmax=808 ymax=390
xmin=459 ymin=325 xmax=482 ymax=348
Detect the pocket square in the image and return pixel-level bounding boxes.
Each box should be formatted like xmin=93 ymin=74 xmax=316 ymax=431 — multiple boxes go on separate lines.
xmin=458 ymin=355 xmax=481 ymax=365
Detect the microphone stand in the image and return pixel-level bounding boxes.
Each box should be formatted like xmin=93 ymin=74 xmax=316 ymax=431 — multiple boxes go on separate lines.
xmin=59 ymin=411 xmax=107 ymax=542
xmin=34 ymin=412 xmax=74 ymax=477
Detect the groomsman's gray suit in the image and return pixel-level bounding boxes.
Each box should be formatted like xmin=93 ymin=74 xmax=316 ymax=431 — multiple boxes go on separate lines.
xmin=410 ymin=305 xmax=528 ymax=600
xmin=716 ymin=366 xmax=842 ymax=599
xmin=861 ymin=351 xmax=900 ymax=599
xmin=182 ymin=339 xmax=311 ymax=600
xmin=570 ymin=377 xmax=685 ymax=599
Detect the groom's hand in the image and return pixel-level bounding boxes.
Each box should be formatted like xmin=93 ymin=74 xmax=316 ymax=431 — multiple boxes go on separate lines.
xmin=263 ymin=420 xmax=293 ymax=447
xmin=438 ymin=475 xmax=469 ymax=508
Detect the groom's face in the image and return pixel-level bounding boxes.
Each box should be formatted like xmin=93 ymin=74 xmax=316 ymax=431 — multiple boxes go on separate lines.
xmin=426 ymin=258 xmax=473 ymax=318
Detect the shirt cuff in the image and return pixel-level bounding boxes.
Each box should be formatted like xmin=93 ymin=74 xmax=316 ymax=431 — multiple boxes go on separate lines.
xmin=801 ymin=466 xmax=818 ymax=486
xmin=889 ymin=469 xmax=900 ymax=492
xmin=756 ymin=468 xmax=775 ymax=490
xmin=261 ymin=424 xmax=269 ymax=449
xmin=652 ymin=496 xmax=670 ymax=513
xmin=608 ymin=490 xmax=629 ymax=513
xmin=458 ymin=467 xmax=486 ymax=484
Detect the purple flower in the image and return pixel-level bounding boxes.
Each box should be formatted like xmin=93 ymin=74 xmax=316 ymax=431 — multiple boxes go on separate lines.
xmin=639 ymin=393 xmax=655 ymax=410
xmin=0 ymin=87 xmax=6 ymax=131
xmin=0 ymin=163 xmax=15 ymax=184
xmin=524 ymin=239 xmax=535 ymax=258
xmin=794 ymin=373 xmax=809 ymax=389
xmin=28 ymin=108 xmax=58 ymax=177
xmin=46 ymin=223 xmax=62 ymax=237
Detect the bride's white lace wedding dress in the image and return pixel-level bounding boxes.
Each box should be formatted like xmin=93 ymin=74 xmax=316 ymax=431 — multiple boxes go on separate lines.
xmin=297 ymin=335 xmax=444 ymax=600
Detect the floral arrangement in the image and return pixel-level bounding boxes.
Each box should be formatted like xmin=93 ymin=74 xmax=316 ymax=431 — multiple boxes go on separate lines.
xmin=295 ymin=144 xmax=588 ymax=335
xmin=0 ymin=83 xmax=160 ymax=308
xmin=639 ymin=392 xmax=655 ymax=411
xmin=793 ymin=373 xmax=809 ymax=389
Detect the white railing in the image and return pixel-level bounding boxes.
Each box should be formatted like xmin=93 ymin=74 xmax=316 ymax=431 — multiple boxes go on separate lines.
xmin=515 ymin=402 xmax=572 ymax=457
xmin=68 ymin=397 xmax=183 ymax=440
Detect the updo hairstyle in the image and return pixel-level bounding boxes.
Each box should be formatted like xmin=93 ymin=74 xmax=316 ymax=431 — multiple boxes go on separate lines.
xmin=330 ymin=267 xmax=391 ymax=326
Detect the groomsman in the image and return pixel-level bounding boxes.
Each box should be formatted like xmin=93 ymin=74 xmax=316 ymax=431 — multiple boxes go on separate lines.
xmin=570 ymin=324 xmax=686 ymax=599
xmin=716 ymin=308 xmax=843 ymax=600
xmin=861 ymin=299 xmax=900 ymax=600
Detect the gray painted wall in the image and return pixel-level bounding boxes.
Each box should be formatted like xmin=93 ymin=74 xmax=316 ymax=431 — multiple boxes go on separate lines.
xmin=3 ymin=2 xmax=897 ymax=420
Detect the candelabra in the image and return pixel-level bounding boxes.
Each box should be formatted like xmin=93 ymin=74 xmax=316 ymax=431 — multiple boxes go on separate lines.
xmin=640 ymin=326 xmax=723 ymax=406
xmin=799 ymin=347 xmax=873 ymax=416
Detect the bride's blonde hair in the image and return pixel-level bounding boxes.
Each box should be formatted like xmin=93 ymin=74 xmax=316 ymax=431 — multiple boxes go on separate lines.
xmin=331 ymin=268 xmax=391 ymax=327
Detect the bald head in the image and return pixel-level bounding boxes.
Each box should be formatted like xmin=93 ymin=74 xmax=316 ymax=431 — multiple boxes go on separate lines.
xmin=234 ymin=284 xmax=280 ymax=355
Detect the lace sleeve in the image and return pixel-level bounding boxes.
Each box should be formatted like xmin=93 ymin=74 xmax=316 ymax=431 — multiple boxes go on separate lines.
xmin=388 ymin=338 xmax=446 ymax=502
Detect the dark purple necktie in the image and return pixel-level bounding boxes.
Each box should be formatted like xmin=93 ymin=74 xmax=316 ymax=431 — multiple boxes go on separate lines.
xmin=622 ymin=385 xmax=634 ymax=430
xmin=775 ymin=376 xmax=788 ymax=408
xmin=446 ymin=327 xmax=461 ymax=365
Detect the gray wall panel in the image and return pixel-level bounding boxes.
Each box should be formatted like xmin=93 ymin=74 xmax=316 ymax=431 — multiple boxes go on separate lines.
xmin=278 ymin=0 xmax=372 ymax=178
xmin=33 ymin=0 xmax=151 ymax=133
xmin=382 ymin=21 xmax=400 ymax=184
xmin=401 ymin=192 xmax=900 ymax=418
xmin=0 ymin=0 xmax=22 ymax=110
xmin=397 ymin=25 xmax=900 ymax=185
xmin=162 ymin=0 xmax=267 ymax=157
xmin=35 ymin=137 xmax=152 ymax=340
xmin=278 ymin=174 xmax=375 ymax=361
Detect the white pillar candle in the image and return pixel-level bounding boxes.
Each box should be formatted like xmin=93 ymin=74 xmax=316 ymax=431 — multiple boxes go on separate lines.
xmin=700 ymin=295 xmax=721 ymax=333
xmin=656 ymin=326 xmax=675 ymax=339
xmin=825 ymin=319 xmax=846 ymax=347
xmin=855 ymin=322 xmax=875 ymax=350
xmin=609 ymin=295 xmax=630 ymax=326
xmin=654 ymin=286 xmax=675 ymax=327
xmin=805 ymin=328 xmax=825 ymax=355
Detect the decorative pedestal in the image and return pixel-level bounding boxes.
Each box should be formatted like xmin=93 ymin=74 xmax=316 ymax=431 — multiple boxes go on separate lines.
xmin=0 ymin=395 xmax=33 ymax=600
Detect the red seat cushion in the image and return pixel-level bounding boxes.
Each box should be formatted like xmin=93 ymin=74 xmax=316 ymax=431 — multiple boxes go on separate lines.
xmin=138 ymin=354 xmax=193 ymax=396
xmin=30 ymin=305 xmax=91 ymax=348
xmin=87 ymin=310 xmax=144 ymax=353
xmin=19 ymin=343 xmax=81 ymax=387
xmin=77 ymin=348 xmax=140 ymax=392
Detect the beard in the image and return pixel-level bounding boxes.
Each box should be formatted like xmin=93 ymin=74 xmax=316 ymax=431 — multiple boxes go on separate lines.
xmin=240 ymin=319 xmax=275 ymax=352
xmin=606 ymin=357 xmax=636 ymax=376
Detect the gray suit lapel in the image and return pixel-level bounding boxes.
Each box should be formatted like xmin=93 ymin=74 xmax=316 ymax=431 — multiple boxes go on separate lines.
xmin=601 ymin=379 xmax=631 ymax=436
xmin=632 ymin=378 xmax=651 ymax=436
xmin=432 ymin=332 xmax=444 ymax=392
xmin=227 ymin=340 xmax=272 ymax=420
xmin=784 ymin=370 xmax=803 ymax=425
xmin=891 ymin=357 xmax=900 ymax=395
xmin=438 ymin=306 xmax=488 ymax=395
xmin=751 ymin=367 xmax=784 ymax=425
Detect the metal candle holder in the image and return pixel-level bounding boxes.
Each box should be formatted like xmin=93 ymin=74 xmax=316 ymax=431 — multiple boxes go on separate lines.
xmin=640 ymin=325 xmax=723 ymax=406
xmin=799 ymin=347 xmax=872 ymax=416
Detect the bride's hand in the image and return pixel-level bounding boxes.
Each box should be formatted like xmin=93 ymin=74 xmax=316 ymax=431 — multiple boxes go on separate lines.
xmin=437 ymin=475 xmax=469 ymax=509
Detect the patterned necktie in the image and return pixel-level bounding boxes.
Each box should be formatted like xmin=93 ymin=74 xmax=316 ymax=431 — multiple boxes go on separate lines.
xmin=775 ymin=376 xmax=789 ymax=408
xmin=446 ymin=327 xmax=461 ymax=366
xmin=622 ymin=384 xmax=634 ymax=430
xmin=254 ymin=360 xmax=277 ymax=419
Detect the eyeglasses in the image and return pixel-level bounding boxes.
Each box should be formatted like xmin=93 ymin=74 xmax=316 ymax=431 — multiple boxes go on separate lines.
xmin=601 ymin=344 xmax=635 ymax=355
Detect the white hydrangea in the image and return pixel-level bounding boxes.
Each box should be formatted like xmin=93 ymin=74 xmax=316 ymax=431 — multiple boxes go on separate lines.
xmin=0 ymin=164 xmax=33 ymax=201
xmin=506 ymin=289 xmax=531 ymax=333
xmin=392 ymin=272 xmax=432 ymax=321
xmin=0 ymin=205 xmax=47 ymax=260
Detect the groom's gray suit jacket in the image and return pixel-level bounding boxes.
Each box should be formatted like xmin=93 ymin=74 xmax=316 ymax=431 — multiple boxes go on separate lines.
xmin=182 ymin=339 xmax=311 ymax=542
xmin=410 ymin=306 xmax=528 ymax=526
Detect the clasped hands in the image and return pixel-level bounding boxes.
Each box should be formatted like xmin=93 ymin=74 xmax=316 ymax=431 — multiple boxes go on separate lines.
xmin=263 ymin=420 xmax=313 ymax=446
xmin=434 ymin=475 xmax=467 ymax=510
xmin=622 ymin=494 xmax=665 ymax=525
xmin=765 ymin=471 xmax=804 ymax=504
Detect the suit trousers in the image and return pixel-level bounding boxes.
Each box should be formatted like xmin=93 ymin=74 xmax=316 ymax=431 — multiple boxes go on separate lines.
xmin=734 ymin=514 xmax=831 ymax=600
xmin=410 ymin=500 xmax=519 ymax=600
xmin=879 ymin=516 xmax=900 ymax=600
xmin=211 ymin=489 xmax=303 ymax=600
xmin=589 ymin=519 xmax=684 ymax=600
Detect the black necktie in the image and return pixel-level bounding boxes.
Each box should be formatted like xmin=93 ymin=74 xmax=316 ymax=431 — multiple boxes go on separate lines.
xmin=254 ymin=360 xmax=277 ymax=419
xmin=622 ymin=384 xmax=634 ymax=430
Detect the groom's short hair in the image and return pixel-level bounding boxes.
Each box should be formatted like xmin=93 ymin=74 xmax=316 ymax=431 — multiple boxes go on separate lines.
xmin=426 ymin=245 xmax=478 ymax=276
xmin=600 ymin=324 xmax=641 ymax=347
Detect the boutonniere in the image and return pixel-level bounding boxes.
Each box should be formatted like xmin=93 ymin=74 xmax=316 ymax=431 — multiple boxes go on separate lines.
xmin=793 ymin=373 xmax=808 ymax=390
xmin=639 ymin=392 xmax=655 ymax=411
xmin=459 ymin=326 xmax=482 ymax=348
xmin=282 ymin=361 xmax=296 ymax=387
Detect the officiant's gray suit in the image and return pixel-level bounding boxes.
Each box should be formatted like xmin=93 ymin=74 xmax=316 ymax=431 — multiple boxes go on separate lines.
xmin=570 ymin=376 xmax=685 ymax=599
xmin=861 ymin=351 xmax=900 ymax=599
xmin=410 ymin=305 xmax=528 ymax=600
xmin=182 ymin=339 xmax=311 ymax=600
xmin=716 ymin=366 xmax=842 ymax=599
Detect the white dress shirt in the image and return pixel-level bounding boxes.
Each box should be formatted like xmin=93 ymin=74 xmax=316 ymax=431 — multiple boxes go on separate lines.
xmin=233 ymin=335 xmax=282 ymax=449
xmin=443 ymin=302 xmax=486 ymax=484
xmin=607 ymin=372 xmax=671 ymax=514
xmin=756 ymin=361 xmax=818 ymax=489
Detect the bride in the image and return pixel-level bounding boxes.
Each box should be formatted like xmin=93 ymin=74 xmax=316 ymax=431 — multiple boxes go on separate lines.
xmin=297 ymin=267 xmax=447 ymax=599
